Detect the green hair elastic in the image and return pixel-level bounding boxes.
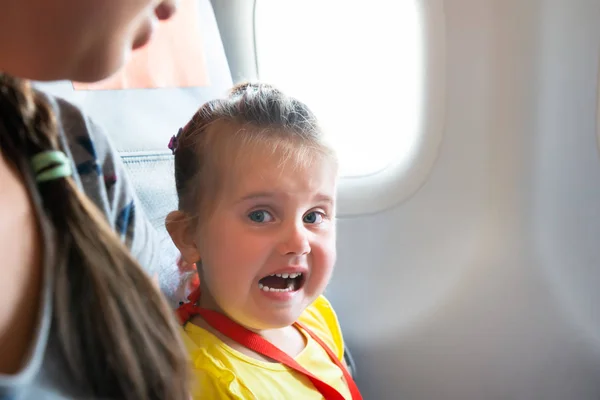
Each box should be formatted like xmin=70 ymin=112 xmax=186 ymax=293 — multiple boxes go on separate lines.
xmin=31 ymin=150 xmax=73 ymax=183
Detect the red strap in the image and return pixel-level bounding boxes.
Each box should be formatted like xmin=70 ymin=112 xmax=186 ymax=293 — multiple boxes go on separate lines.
xmin=178 ymin=295 xmax=361 ymax=400
xmin=175 ymin=287 xmax=203 ymax=324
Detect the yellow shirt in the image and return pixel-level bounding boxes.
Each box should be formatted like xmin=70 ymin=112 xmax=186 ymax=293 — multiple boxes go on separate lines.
xmin=181 ymin=296 xmax=352 ymax=400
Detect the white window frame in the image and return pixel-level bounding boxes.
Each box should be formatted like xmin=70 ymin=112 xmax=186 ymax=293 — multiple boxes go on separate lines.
xmin=333 ymin=1 xmax=446 ymax=216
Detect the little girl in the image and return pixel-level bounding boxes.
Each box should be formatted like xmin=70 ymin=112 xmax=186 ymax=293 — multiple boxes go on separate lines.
xmin=166 ymin=83 xmax=362 ymax=400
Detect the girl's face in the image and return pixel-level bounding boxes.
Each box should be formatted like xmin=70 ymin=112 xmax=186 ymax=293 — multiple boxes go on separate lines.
xmin=0 ymin=0 xmax=177 ymax=82
xmin=175 ymin=146 xmax=339 ymax=331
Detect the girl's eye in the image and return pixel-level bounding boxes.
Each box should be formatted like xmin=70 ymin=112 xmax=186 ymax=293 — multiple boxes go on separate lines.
xmin=248 ymin=210 xmax=274 ymax=223
xmin=303 ymin=211 xmax=324 ymax=224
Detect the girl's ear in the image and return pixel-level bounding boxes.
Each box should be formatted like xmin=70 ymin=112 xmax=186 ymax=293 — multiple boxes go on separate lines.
xmin=166 ymin=211 xmax=201 ymax=264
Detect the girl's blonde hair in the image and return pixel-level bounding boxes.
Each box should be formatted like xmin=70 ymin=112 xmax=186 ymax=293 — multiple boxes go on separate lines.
xmin=172 ymin=82 xmax=336 ymax=216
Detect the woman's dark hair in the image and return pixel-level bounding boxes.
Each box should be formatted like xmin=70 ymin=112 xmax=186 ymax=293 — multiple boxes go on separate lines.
xmin=0 ymin=74 xmax=190 ymax=399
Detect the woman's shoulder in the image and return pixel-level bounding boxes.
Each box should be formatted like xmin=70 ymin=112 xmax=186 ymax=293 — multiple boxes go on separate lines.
xmin=36 ymin=90 xmax=161 ymax=274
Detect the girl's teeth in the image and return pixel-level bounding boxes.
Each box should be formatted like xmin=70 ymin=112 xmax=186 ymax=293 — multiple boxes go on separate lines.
xmin=258 ymin=283 xmax=294 ymax=292
xmin=259 ymin=272 xmax=303 ymax=292
xmin=269 ymin=272 xmax=302 ymax=279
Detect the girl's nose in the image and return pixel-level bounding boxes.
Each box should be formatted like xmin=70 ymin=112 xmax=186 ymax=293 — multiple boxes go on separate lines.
xmin=277 ymin=222 xmax=311 ymax=256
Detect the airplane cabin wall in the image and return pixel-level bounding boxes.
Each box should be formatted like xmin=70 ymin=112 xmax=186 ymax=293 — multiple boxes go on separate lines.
xmin=325 ymin=0 xmax=600 ymax=398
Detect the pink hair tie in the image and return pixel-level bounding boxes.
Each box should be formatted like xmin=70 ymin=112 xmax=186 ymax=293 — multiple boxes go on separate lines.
xmin=168 ymin=127 xmax=183 ymax=154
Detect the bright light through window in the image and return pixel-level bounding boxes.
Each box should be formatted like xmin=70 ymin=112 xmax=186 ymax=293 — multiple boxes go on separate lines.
xmin=255 ymin=1 xmax=423 ymax=177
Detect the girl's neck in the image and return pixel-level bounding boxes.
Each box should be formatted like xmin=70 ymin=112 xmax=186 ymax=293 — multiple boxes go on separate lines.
xmin=192 ymin=288 xmax=306 ymax=361
xmin=0 ymin=156 xmax=43 ymax=374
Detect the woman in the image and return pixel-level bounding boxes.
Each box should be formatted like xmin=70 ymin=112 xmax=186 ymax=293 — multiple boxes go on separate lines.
xmin=0 ymin=1 xmax=191 ymax=399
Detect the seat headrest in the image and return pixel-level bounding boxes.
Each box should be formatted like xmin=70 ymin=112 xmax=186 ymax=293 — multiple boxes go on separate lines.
xmin=35 ymin=0 xmax=232 ymax=155
xmin=33 ymin=0 xmax=233 ymax=304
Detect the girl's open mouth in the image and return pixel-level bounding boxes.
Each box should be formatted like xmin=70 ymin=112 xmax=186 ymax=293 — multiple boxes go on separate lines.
xmin=258 ymin=272 xmax=305 ymax=293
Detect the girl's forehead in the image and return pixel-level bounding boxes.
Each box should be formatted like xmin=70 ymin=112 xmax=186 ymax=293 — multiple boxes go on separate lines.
xmin=222 ymin=147 xmax=338 ymax=201
xmin=197 ymin=121 xmax=338 ymax=209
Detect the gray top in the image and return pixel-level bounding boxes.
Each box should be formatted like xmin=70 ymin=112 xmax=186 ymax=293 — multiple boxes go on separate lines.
xmin=0 ymin=93 xmax=161 ymax=399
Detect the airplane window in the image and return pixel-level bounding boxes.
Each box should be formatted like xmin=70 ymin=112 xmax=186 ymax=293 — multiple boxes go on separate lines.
xmin=255 ymin=0 xmax=423 ymax=178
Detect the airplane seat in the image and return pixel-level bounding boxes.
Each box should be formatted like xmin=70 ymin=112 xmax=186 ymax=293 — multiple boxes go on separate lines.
xmin=33 ymin=0 xmax=232 ymax=305
xmin=100 ymin=0 xmax=235 ymax=303
xmin=103 ymin=0 xmax=233 ymax=235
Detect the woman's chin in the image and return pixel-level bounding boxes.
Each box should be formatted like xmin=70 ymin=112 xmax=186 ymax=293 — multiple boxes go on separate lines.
xmin=68 ymin=57 xmax=123 ymax=84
